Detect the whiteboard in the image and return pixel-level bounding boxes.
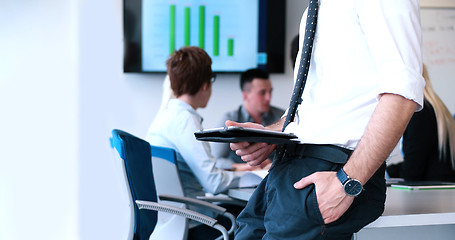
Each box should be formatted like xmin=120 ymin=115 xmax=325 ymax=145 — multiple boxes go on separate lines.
xmin=420 ymin=4 xmax=455 ymax=114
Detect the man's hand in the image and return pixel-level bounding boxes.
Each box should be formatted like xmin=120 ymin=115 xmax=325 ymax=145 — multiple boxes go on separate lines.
xmin=293 ymin=171 xmax=354 ymax=224
xmin=226 ymin=120 xmax=276 ymax=166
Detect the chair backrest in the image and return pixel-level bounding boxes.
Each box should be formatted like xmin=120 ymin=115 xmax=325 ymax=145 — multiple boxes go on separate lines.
xmin=111 ymin=129 xmax=158 ymax=240
xmin=149 ymin=145 xmax=188 ymax=240
xmin=151 ymin=146 xmax=185 ymax=198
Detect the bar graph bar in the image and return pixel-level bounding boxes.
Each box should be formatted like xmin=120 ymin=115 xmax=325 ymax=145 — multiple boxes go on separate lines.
xmin=228 ymin=38 xmax=234 ymax=56
xmin=199 ymin=6 xmax=205 ymax=49
xmin=213 ymin=15 xmax=220 ymax=56
xmin=169 ymin=5 xmax=176 ymax=54
xmin=184 ymin=7 xmax=191 ymax=46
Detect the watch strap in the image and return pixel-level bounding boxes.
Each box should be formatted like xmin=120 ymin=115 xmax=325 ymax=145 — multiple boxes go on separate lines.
xmin=336 ymin=168 xmax=349 ymax=185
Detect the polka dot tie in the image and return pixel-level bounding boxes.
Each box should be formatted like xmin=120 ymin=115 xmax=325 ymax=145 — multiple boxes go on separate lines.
xmin=274 ymin=0 xmax=319 ymax=163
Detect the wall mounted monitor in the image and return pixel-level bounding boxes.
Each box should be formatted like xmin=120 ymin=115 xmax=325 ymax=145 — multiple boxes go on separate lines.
xmin=124 ymin=0 xmax=286 ymax=73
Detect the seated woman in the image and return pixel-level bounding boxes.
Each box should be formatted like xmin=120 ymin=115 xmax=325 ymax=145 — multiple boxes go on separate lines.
xmin=387 ymin=65 xmax=455 ymax=181
xmin=146 ymin=46 xmax=260 ymax=200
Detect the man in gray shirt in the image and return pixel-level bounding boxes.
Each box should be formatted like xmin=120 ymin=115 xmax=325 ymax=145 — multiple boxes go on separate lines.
xmin=212 ymin=68 xmax=284 ymax=165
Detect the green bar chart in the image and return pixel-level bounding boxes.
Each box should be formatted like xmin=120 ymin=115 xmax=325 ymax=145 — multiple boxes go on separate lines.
xmin=166 ymin=4 xmax=233 ymax=57
xmin=142 ymin=0 xmax=259 ymax=72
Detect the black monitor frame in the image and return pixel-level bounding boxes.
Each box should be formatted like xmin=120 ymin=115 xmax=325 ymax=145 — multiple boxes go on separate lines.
xmin=123 ymin=0 xmax=286 ymax=73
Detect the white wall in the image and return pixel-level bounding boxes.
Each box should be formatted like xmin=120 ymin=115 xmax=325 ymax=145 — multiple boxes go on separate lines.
xmin=0 ymin=0 xmax=78 ymax=239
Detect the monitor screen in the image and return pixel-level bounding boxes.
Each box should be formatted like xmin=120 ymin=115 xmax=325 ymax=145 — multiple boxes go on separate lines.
xmin=124 ymin=0 xmax=286 ymax=73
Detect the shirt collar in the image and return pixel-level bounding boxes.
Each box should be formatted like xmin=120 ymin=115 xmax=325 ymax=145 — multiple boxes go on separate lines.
xmin=240 ymin=104 xmax=275 ymax=124
xmin=239 ymin=105 xmax=253 ymax=122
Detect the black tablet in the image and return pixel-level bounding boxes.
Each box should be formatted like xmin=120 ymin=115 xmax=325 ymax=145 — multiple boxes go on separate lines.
xmin=194 ymin=126 xmax=298 ymax=144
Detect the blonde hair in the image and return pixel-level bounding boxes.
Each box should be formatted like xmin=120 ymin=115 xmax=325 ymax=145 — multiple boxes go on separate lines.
xmin=422 ymin=65 xmax=455 ymax=169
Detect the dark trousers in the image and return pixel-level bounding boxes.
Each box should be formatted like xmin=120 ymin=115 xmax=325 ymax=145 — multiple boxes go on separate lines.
xmin=235 ymin=144 xmax=386 ymax=240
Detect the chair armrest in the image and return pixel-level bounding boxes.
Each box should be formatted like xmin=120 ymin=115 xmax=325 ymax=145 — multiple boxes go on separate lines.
xmin=158 ymin=194 xmax=237 ymax=237
xmin=136 ymin=200 xmax=229 ymax=240
xmin=197 ymin=195 xmax=246 ymax=206
xmin=159 ymin=194 xmax=227 ymax=214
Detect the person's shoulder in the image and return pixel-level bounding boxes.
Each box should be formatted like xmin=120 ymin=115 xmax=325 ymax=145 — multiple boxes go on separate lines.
xmin=270 ymin=105 xmax=285 ymax=115
xmin=153 ymin=105 xmax=197 ymax=133
xmin=161 ymin=105 xmax=193 ymax=119
xmin=220 ymin=105 xmax=242 ymax=121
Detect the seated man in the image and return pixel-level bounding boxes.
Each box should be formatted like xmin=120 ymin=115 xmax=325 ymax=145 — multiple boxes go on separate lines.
xmin=146 ymin=46 xmax=249 ymax=200
xmin=211 ymin=68 xmax=284 ymax=165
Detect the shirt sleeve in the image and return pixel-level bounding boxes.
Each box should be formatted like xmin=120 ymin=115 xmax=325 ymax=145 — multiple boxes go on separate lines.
xmin=357 ymin=0 xmax=425 ymax=111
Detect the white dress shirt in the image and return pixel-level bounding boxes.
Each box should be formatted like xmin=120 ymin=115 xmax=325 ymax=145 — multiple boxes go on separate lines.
xmin=146 ymin=99 xmax=243 ymax=197
xmin=287 ymin=0 xmax=425 ymax=149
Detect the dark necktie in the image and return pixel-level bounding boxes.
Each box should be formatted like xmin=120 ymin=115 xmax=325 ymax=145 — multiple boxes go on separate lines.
xmin=274 ymin=0 xmax=319 ymax=162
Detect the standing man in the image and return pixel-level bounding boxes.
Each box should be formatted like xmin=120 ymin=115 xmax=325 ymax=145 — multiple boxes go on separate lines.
xmin=229 ymin=1 xmax=425 ymax=239
xmin=212 ymin=68 xmax=284 ymax=166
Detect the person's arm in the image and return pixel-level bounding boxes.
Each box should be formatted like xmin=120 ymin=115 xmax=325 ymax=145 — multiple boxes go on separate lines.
xmin=344 ymin=94 xmax=417 ymax=183
xmin=231 ymin=159 xmax=272 ymax=171
xmin=227 ymin=117 xmax=285 ymax=166
xmin=341 ymin=0 xmax=423 ymax=185
xmin=294 ymin=93 xmax=417 ymax=224
xmin=265 ymin=117 xmax=286 ymax=132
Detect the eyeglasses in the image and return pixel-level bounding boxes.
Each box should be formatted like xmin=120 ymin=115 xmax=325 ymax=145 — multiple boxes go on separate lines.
xmin=211 ymin=74 xmax=217 ymax=83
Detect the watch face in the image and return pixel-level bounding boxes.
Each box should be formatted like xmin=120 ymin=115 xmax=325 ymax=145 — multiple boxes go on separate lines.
xmin=344 ymin=179 xmax=363 ymax=197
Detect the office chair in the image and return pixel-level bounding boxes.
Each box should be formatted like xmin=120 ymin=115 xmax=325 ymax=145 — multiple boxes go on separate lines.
xmin=110 ymin=129 xmax=236 ymax=240
xmin=149 ymin=144 xmax=236 ymax=239
xmin=151 ymin=140 xmax=245 ymax=206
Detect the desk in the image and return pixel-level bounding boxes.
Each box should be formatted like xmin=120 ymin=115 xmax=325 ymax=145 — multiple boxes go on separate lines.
xmin=228 ymin=187 xmax=455 ymax=240
xmin=228 ymin=188 xmax=255 ymax=202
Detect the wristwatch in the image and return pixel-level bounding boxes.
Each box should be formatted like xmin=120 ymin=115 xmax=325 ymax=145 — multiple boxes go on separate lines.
xmin=336 ymin=168 xmax=363 ymax=197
